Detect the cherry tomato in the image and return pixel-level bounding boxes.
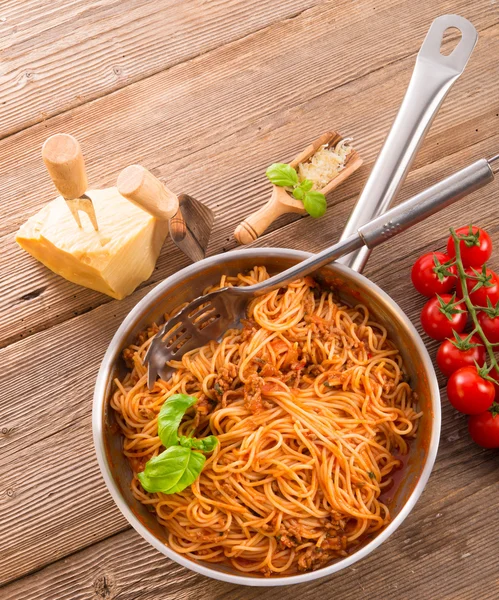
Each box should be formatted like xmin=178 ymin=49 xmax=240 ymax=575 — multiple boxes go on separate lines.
xmin=447 ymin=226 xmax=493 ymax=267
xmin=436 ymin=334 xmax=486 ymax=377
xmin=411 ymin=252 xmax=456 ymax=297
xmin=447 ymin=366 xmax=495 ymax=415
xmin=477 ymin=311 xmax=499 ymax=343
xmin=468 ymin=404 xmax=499 ymax=448
xmin=420 ymin=294 xmax=467 ymax=340
xmin=456 ymin=267 xmax=499 ymax=308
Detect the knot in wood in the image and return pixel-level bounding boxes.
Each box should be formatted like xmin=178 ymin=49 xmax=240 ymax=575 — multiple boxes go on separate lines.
xmin=93 ymin=573 xmax=117 ymax=599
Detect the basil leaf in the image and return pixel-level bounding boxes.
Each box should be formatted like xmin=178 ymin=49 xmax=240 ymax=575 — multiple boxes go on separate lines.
xmin=157 ymin=393 xmax=197 ymax=448
xmin=303 ymin=191 xmax=327 ymax=218
xmin=292 ymin=186 xmax=304 ymax=200
xmin=179 ymin=435 xmax=218 ymax=452
xmin=300 ymin=179 xmax=314 ymax=192
xmin=265 ymin=163 xmax=298 ymax=188
xmin=138 ymin=446 xmax=206 ymax=494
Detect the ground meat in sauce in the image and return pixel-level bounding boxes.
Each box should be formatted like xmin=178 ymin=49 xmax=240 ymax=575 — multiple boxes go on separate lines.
xmin=136 ymin=323 xmax=160 ymax=346
xmin=277 ymin=522 xmax=303 ymax=549
xmin=195 ymin=393 xmax=215 ymax=416
xmin=240 ymin=318 xmax=258 ymax=342
xmin=282 ymin=358 xmax=306 ymax=388
xmin=259 ymin=363 xmax=281 ymax=378
xmin=318 ymin=534 xmax=347 ymax=551
xmin=244 ymin=373 xmax=264 ymax=413
xmin=131 ymin=455 xmax=149 ymax=473
xmin=214 ymin=364 xmax=237 ymax=393
xmin=277 ymin=516 xmax=347 ymax=569
xmin=282 ymin=345 xmax=299 ymax=369
xmin=122 ymin=347 xmax=135 ymax=369
xmin=297 ymin=547 xmax=335 ymax=572
xmin=304 ymin=314 xmax=340 ymax=342
xmin=122 ymin=324 xmax=160 ymax=368
xmin=220 ymin=482 xmax=238 ymax=498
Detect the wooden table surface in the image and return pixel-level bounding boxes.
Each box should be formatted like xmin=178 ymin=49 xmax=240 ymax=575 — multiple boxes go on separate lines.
xmin=1 ymin=1 xmax=499 ymax=598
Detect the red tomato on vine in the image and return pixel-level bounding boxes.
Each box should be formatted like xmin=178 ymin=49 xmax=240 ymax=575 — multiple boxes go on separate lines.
xmin=447 ymin=366 xmax=495 ymax=415
xmin=456 ymin=266 xmax=499 ymax=308
xmin=411 ymin=252 xmax=456 ymax=296
xmin=477 ymin=299 xmax=499 ymax=343
xmin=436 ymin=333 xmax=486 ymax=377
xmin=420 ymin=294 xmax=467 ymax=340
xmin=468 ymin=404 xmax=499 ymax=448
xmin=447 ymin=225 xmax=493 ymax=267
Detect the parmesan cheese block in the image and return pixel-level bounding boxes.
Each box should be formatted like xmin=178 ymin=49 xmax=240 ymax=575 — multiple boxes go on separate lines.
xmin=16 ymin=187 xmax=169 ymax=299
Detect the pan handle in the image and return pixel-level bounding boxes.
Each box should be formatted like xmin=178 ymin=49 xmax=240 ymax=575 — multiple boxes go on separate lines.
xmin=338 ymin=14 xmax=478 ymax=273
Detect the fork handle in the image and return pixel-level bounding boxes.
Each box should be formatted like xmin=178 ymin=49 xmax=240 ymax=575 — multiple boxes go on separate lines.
xmin=117 ymin=165 xmax=178 ymax=220
xmin=42 ymin=134 xmax=88 ymax=199
xmin=243 ymin=158 xmax=494 ymax=295
xmin=358 ymin=159 xmax=493 ymax=247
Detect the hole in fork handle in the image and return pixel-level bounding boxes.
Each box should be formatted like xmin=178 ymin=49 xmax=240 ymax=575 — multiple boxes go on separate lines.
xmin=440 ymin=26 xmax=462 ymax=56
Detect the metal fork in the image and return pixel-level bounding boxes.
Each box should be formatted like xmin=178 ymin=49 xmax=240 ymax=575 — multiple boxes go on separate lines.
xmin=145 ymin=157 xmax=498 ymax=387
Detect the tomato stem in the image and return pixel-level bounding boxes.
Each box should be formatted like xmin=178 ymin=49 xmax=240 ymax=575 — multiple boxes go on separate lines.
xmin=451 ymin=228 xmax=499 ymax=380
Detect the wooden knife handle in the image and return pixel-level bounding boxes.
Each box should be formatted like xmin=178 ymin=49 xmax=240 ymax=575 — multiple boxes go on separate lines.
xmin=169 ymin=213 xmax=187 ymax=240
xmin=117 ymin=165 xmax=178 ymax=220
xmin=42 ymin=133 xmax=88 ymax=199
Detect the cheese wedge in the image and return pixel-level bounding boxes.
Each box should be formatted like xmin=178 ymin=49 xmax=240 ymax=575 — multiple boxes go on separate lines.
xmin=16 ymin=187 xmax=169 ymax=299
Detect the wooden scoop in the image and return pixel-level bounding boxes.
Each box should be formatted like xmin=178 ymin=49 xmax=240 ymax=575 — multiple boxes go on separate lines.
xmin=42 ymin=133 xmax=99 ymax=231
xmin=117 ymin=165 xmax=214 ymax=262
xmin=234 ymin=131 xmax=362 ymax=244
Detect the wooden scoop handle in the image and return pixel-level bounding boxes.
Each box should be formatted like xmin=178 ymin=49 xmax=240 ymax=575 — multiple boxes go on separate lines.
xmin=42 ymin=133 xmax=88 ymax=199
xmin=234 ymin=187 xmax=305 ymax=244
xmin=235 ymin=131 xmax=363 ymax=245
xmin=117 ymin=165 xmax=178 ymax=220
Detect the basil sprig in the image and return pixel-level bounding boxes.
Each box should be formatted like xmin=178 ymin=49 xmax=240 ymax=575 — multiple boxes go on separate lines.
xmin=157 ymin=393 xmax=196 ymax=447
xmin=178 ymin=435 xmax=218 ymax=452
xmin=138 ymin=394 xmax=218 ymax=495
xmin=265 ymin=163 xmax=327 ymax=218
xmin=137 ymin=446 xmax=206 ymax=494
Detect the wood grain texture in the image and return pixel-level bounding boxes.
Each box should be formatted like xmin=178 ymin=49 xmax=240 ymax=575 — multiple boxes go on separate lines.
xmin=3 ymin=457 xmax=498 ymax=600
xmin=1 ymin=134 xmax=499 ymax=587
xmin=1 ymin=0 xmax=497 ymax=348
xmin=3 ymin=0 xmax=499 ymax=596
xmin=0 ymin=0 xmax=326 ymax=137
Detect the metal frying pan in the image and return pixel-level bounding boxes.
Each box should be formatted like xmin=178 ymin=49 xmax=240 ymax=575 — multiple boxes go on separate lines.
xmin=93 ymin=14 xmax=481 ymax=586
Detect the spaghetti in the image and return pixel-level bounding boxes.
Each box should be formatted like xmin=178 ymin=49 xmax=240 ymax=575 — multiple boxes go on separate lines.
xmin=111 ymin=267 xmax=422 ymax=576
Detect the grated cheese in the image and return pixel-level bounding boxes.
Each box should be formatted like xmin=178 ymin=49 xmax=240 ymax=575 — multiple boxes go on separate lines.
xmin=297 ymin=138 xmax=353 ymax=190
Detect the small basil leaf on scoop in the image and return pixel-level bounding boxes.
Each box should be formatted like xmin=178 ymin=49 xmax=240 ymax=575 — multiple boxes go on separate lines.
xmin=300 ymin=179 xmax=314 ymax=192
xmin=157 ymin=393 xmax=197 ymax=448
xmin=178 ymin=435 xmax=218 ymax=452
xmin=292 ymin=186 xmax=305 ymax=201
xmin=265 ymin=163 xmax=298 ymax=188
xmin=303 ymin=190 xmax=327 ymax=218
xmin=138 ymin=446 xmax=206 ymax=494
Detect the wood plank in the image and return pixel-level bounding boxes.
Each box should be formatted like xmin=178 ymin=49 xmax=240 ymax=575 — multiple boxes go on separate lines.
xmin=1 ymin=0 xmax=497 ymax=347
xmin=0 ymin=0 xmax=326 ymax=137
xmin=2 ymin=405 xmax=498 ymax=599
xmin=1 ymin=132 xmax=498 ymax=585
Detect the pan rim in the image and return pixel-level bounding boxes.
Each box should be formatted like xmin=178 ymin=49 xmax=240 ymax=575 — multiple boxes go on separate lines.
xmin=92 ymin=247 xmax=441 ymax=586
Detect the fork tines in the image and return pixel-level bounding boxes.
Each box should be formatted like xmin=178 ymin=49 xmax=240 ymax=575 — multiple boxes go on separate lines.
xmin=144 ymin=289 xmax=227 ymax=388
